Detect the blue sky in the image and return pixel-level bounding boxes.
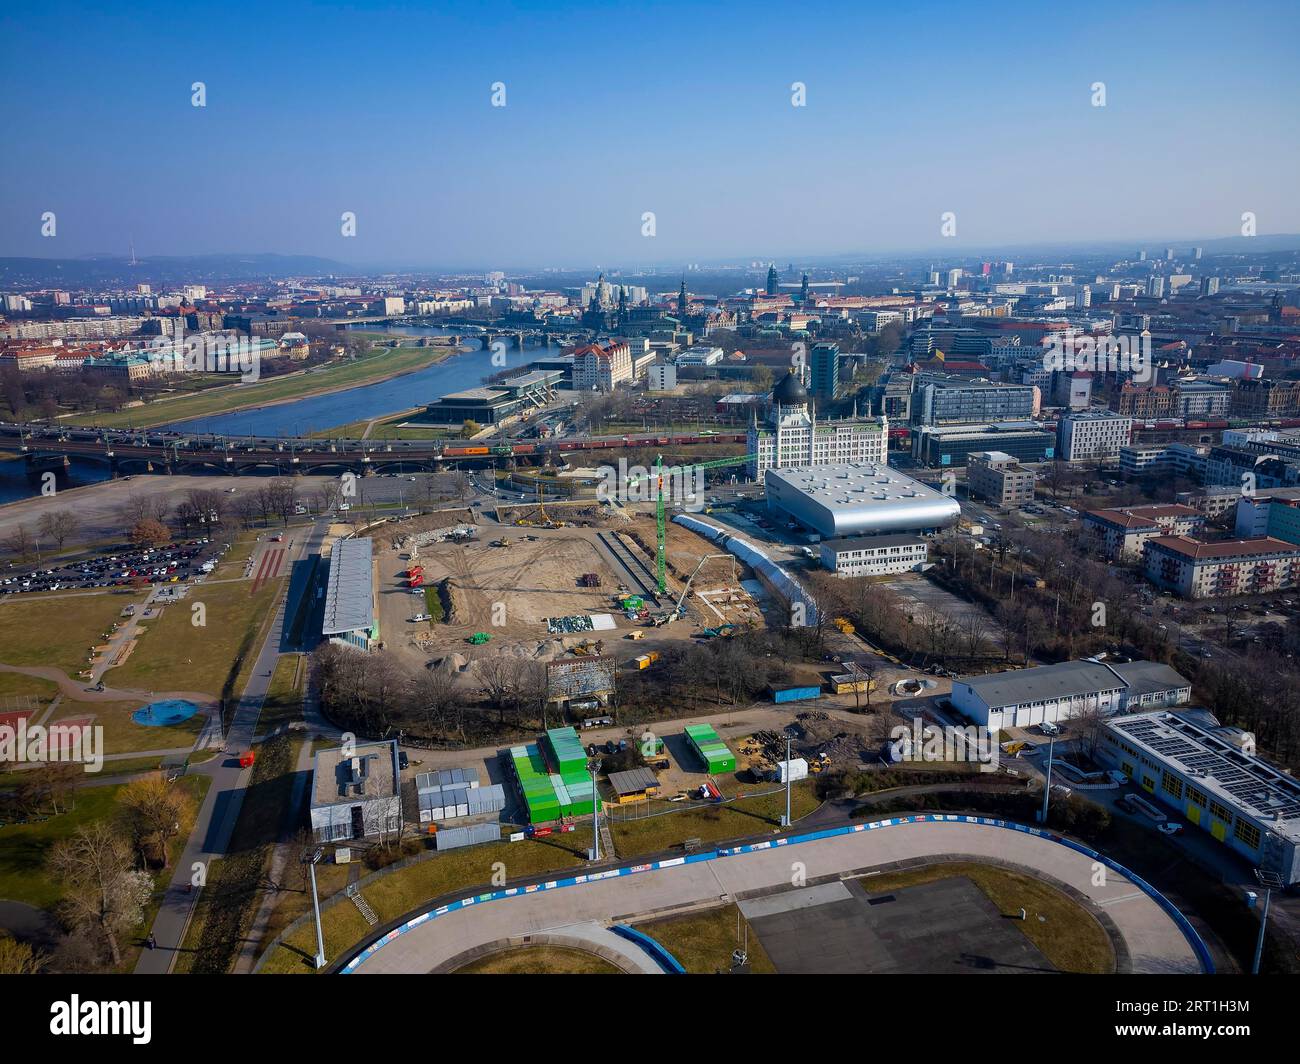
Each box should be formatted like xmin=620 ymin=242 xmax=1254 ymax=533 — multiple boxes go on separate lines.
xmin=2 ymin=0 xmax=1297 ymax=268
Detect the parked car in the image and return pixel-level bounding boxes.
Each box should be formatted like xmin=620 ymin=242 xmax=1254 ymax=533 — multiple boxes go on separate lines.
xmin=1157 ymin=822 xmax=1184 ymax=836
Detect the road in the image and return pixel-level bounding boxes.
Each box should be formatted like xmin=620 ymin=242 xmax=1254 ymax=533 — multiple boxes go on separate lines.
xmin=133 ymin=517 xmax=329 ymax=973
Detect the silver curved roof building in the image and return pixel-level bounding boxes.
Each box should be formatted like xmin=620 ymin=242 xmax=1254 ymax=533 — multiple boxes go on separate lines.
xmin=765 ymin=462 xmax=961 ymax=538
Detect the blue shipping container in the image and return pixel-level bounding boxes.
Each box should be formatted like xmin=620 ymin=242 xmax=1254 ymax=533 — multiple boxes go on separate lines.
xmin=772 ymin=685 xmax=821 ymax=704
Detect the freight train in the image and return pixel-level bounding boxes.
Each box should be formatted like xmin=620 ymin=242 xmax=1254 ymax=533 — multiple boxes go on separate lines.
xmin=439 ymin=431 xmax=746 ymax=459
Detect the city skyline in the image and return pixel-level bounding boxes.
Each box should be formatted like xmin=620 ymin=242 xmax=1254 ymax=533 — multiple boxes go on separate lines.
xmin=3 ymin=0 xmax=1298 ymax=266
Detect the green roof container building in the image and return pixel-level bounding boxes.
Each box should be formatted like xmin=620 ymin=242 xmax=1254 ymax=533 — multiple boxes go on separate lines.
xmin=545 ymin=726 xmax=588 ymax=777
xmin=684 ymin=724 xmax=736 ymax=774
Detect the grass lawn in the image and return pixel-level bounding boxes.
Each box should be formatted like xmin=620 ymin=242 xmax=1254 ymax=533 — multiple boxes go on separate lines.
xmin=0 ymin=775 xmax=208 ymax=924
xmin=209 ymin=530 xmax=263 ymax=579
xmin=610 ymin=781 xmax=820 ymax=858
xmin=259 ymin=826 xmax=595 ymax=974
xmin=111 ymin=576 xmax=284 ymax=698
xmin=635 ymin=903 xmax=776 ymax=974
xmin=0 ymin=672 xmax=60 ymax=712
xmin=0 ymin=590 xmax=147 ymax=676
xmin=49 ymin=699 xmax=204 ymax=756
xmin=456 ymin=945 xmax=623 ymax=975
xmin=63 ymin=346 xmax=448 ymax=430
xmin=858 ymin=862 xmax=1115 ymax=974
xmin=256 ymin=655 xmax=303 ymax=737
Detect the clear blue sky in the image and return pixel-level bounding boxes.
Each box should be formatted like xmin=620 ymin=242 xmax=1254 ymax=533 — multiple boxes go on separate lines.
xmin=2 ymin=0 xmax=1297 ymax=268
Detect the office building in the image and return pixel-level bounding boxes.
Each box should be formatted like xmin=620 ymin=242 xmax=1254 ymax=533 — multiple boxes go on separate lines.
xmin=912 ymin=373 xmax=1037 ymax=426
xmin=310 ymin=740 xmax=402 ymax=843
xmin=967 ymin=450 xmax=1036 ymax=509
xmin=1058 ymin=410 xmax=1132 ymax=462
xmin=913 ymin=422 xmax=1057 ymax=468
xmin=747 ymin=372 xmax=887 ymax=482
xmin=1098 ymin=712 xmax=1300 ymax=885
xmin=1233 ymin=489 xmax=1300 ymax=544
xmin=810 ymin=341 xmax=840 ymax=400
xmin=818 ymin=534 xmax=929 ymax=577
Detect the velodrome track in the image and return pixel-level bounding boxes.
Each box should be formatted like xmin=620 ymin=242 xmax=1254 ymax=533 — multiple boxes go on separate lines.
xmin=345 ymin=817 xmax=1207 ymax=975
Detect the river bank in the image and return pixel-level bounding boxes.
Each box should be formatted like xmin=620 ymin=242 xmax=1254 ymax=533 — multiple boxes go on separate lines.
xmin=62 ymin=342 xmax=456 ymax=431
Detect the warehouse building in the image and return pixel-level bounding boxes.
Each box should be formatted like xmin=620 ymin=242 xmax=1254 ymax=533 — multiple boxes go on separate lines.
xmin=607 ymin=767 xmax=661 ymax=804
xmin=310 ymin=741 xmax=402 ymax=843
xmin=951 ymin=658 xmax=1191 ymax=731
xmin=765 ymin=462 xmax=960 ymax=539
xmin=818 ymin=534 xmax=928 ymax=576
xmin=1098 ymin=711 xmax=1300 ymax=885
xmin=321 ymin=537 xmax=377 ymax=651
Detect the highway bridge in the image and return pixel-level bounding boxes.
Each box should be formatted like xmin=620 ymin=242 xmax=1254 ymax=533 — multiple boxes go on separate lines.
xmin=0 ymin=422 xmax=747 ymax=477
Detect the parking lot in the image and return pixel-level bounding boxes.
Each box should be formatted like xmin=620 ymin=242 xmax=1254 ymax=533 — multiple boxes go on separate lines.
xmin=0 ymin=538 xmax=228 ymax=596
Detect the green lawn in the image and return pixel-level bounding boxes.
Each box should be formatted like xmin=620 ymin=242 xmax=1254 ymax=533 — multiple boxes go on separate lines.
xmin=635 ymin=903 xmax=776 ymax=974
xmin=255 ymin=655 xmax=303 ymax=738
xmin=456 ymin=945 xmax=623 ymax=975
xmin=64 ymin=346 xmax=449 ymax=430
xmin=610 ymin=781 xmax=820 ymax=857
xmin=111 ymin=576 xmax=284 ymax=698
xmin=259 ymin=827 xmax=595 ymax=974
xmin=0 ymin=590 xmax=147 ymax=676
xmin=49 ymin=699 xmax=205 ymax=756
xmin=0 ymin=672 xmax=60 ymax=711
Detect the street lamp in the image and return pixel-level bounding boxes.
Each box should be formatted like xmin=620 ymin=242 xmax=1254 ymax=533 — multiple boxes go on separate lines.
xmin=303 ymin=846 xmax=327 ymax=970
xmin=1249 ymin=868 xmax=1283 ymax=975
xmin=1038 ymin=735 xmax=1056 ymax=824
xmin=587 ymin=758 xmax=602 ymax=862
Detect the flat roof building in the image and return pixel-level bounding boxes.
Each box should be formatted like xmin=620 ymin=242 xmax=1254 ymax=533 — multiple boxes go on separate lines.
xmin=951 ymin=658 xmax=1191 ymax=731
xmin=309 ymin=740 xmax=402 ymax=843
xmin=322 ymin=537 xmax=377 ymax=651
xmin=765 ymin=462 xmax=960 ymax=539
xmin=967 ymin=450 xmax=1036 ymax=509
xmin=912 ymin=422 xmax=1057 ymax=468
xmin=818 ymin=534 xmax=928 ymax=577
xmin=1098 ymin=711 xmax=1300 ymax=885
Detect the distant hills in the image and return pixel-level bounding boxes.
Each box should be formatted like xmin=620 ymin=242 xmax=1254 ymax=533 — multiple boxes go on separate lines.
xmin=0 ymin=253 xmax=355 ymax=288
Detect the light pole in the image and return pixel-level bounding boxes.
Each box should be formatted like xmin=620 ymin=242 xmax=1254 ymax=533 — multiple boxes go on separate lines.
xmin=587 ymin=758 xmax=601 ymax=862
xmin=1250 ymin=868 xmax=1283 ymax=975
xmin=1038 ymin=735 xmax=1056 ymax=823
xmin=781 ymin=734 xmax=793 ymax=828
xmin=304 ymin=846 xmax=326 ymax=970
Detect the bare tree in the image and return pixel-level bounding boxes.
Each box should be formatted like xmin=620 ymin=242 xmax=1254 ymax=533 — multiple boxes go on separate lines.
xmin=1 ymin=524 xmax=38 ymax=562
xmin=47 ymin=823 xmax=153 ymax=968
xmin=117 ymin=773 xmax=197 ymax=870
xmin=37 ymin=510 xmax=80 ymax=550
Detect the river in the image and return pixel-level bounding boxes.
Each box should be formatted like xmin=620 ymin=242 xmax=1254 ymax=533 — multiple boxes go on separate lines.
xmin=161 ymin=325 xmax=548 ymax=436
xmin=0 ymin=326 xmax=554 ymax=504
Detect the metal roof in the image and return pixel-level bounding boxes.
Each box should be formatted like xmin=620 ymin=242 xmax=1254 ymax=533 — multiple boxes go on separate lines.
xmin=1110 ymin=660 xmax=1192 ymax=698
xmin=957 ymin=660 xmax=1127 ymax=709
xmin=765 ymin=463 xmax=960 ymax=537
xmin=608 ymin=767 xmax=660 ymax=795
xmin=1109 ymin=712 xmax=1300 ymax=840
xmin=322 ymin=537 xmax=374 ymax=635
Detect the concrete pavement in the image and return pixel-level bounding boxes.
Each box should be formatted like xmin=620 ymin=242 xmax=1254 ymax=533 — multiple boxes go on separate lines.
xmin=349 ymin=819 xmax=1203 ymax=975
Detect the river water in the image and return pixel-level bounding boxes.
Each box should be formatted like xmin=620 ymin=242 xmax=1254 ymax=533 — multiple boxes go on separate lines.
xmin=0 ymin=326 xmax=553 ymax=504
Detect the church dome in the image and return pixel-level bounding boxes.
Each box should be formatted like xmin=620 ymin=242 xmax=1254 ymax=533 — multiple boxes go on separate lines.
xmin=773 ymin=371 xmax=808 ymax=405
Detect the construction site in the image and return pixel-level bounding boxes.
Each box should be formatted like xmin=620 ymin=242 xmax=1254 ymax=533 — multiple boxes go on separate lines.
xmin=370 ymin=457 xmax=779 ymax=715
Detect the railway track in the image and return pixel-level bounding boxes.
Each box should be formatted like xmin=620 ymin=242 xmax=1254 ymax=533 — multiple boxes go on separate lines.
xmin=596 ymin=531 xmax=659 ymax=601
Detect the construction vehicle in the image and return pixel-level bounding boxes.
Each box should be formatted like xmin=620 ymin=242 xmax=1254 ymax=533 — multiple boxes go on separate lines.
xmin=492 ymin=536 xmax=510 ymax=548
xmin=626 ymin=629 xmax=644 ymax=640
xmin=833 ymin=616 xmax=855 ymax=635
